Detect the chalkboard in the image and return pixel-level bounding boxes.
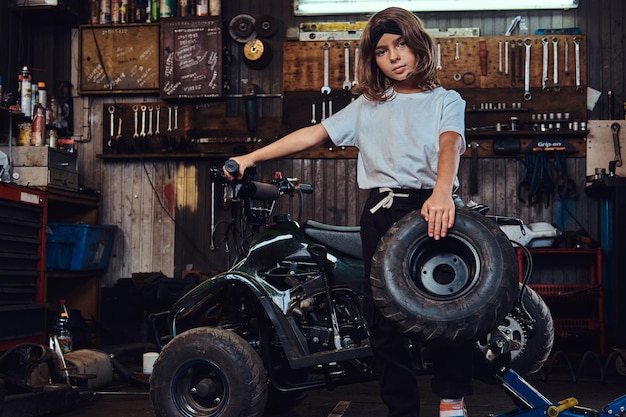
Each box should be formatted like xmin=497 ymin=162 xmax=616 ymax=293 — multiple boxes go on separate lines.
xmin=160 ymin=16 xmax=223 ymax=99
xmin=79 ymin=24 xmax=160 ymax=94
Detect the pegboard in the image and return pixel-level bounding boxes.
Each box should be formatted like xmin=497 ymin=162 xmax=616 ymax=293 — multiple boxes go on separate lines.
xmin=586 ymin=120 xmax=626 ymax=177
xmin=282 ymin=35 xmax=586 ymax=93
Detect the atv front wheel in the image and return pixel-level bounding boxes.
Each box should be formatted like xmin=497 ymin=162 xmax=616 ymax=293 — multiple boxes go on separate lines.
xmin=370 ymin=208 xmax=519 ymax=344
xmin=150 ymin=327 xmax=268 ymax=417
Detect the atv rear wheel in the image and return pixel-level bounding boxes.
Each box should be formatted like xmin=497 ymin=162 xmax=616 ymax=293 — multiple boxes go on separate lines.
xmin=370 ymin=208 xmax=519 ymax=344
xmin=476 ymin=283 xmax=554 ymax=376
xmin=150 ymin=327 xmax=268 ymax=417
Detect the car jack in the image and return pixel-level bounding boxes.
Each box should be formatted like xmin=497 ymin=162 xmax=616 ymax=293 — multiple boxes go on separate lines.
xmin=496 ymin=369 xmax=626 ymax=416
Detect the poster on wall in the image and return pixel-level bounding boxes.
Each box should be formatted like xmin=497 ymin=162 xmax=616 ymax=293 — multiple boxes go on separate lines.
xmin=159 ymin=16 xmax=223 ymax=100
xmin=79 ymin=24 xmax=160 ymax=94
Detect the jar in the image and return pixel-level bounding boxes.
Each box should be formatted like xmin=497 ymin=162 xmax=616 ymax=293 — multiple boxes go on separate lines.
xmin=18 ymin=122 xmax=32 ymax=146
xmin=510 ymin=116 xmax=521 ymax=131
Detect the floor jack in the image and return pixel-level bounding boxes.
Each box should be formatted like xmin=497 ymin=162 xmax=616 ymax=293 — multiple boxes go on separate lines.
xmin=495 ymin=369 xmax=626 ymax=416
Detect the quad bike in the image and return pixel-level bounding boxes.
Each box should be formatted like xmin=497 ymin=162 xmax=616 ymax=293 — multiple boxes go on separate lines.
xmin=148 ymin=161 xmax=614 ymax=417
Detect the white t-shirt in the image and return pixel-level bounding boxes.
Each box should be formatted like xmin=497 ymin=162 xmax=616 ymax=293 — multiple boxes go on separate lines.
xmin=321 ymin=87 xmax=466 ymax=190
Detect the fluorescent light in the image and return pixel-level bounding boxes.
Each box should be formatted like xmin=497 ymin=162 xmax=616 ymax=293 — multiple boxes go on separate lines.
xmin=294 ymin=0 xmax=578 ymax=16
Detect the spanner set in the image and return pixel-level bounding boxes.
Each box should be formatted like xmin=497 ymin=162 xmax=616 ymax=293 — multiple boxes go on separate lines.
xmin=283 ymin=35 xmax=586 ymax=99
xmin=103 ymin=102 xmax=182 ymax=153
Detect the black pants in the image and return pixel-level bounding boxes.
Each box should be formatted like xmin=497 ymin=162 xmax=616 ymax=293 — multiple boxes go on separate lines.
xmin=360 ymin=189 xmax=473 ymax=417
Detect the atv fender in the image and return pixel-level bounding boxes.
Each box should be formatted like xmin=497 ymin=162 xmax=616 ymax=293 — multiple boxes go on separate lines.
xmin=171 ymin=271 xmax=333 ymax=369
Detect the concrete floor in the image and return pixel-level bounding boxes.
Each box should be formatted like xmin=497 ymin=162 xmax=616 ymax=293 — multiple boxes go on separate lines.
xmin=53 ymin=366 xmax=626 ymax=417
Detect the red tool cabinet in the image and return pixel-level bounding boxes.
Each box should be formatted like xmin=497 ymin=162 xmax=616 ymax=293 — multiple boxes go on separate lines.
xmin=517 ymin=247 xmax=605 ymax=355
xmin=0 ymin=182 xmax=48 ymax=351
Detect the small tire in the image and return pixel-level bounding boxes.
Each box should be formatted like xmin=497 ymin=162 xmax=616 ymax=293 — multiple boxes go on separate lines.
xmin=150 ymin=327 xmax=268 ymax=417
xmin=370 ymin=208 xmax=519 ymax=344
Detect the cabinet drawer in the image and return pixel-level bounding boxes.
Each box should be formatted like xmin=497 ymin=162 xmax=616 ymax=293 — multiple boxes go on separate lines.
xmin=0 ymin=146 xmax=78 ymax=172
xmin=12 ymin=167 xmax=78 ymax=191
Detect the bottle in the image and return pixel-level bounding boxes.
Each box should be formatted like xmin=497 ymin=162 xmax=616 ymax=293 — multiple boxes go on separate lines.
xmin=37 ymin=82 xmax=47 ymax=111
xmin=19 ymin=66 xmax=32 ymax=118
xmin=31 ymin=105 xmax=45 ymax=146
xmin=55 ymin=299 xmax=73 ymax=354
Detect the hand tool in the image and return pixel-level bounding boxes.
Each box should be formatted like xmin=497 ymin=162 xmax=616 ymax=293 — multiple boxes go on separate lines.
xmin=174 ymin=105 xmax=179 ymax=130
xmin=343 ymin=42 xmax=351 ymax=90
xmin=498 ymin=40 xmax=503 ymax=73
xmin=108 ymin=106 xmax=115 ymax=140
xmin=611 ymin=122 xmax=623 ymax=167
xmin=147 ymin=105 xmax=154 ymax=135
xmin=564 ymin=37 xmax=570 ymax=75
xmin=455 ymin=40 xmax=460 ymax=60
xmin=552 ymin=37 xmax=560 ymax=92
xmin=523 ymin=38 xmax=532 ymax=101
xmin=436 ymin=40 xmax=442 ymax=70
xmin=321 ymin=42 xmax=331 ymax=95
xmin=510 ymin=41 xmax=516 ymax=86
xmin=132 ymin=105 xmax=139 ymax=138
xmin=210 ymin=181 xmax=216 ymax=251
xmin=541 ymin=37 xmax=550 ymax=91
xmin=517 ymin=39 xmax=523 ymax=84
xmin=311 ymin=103 xmax=316 ymax=124
xmin=140 ymin=105 xmax=147 ymax=136
xmin=352 ymin=43 xmax=359 ymax=87
xmin=116 ymin=116 xmax=123 ymax=141
xmin=167 ymin=105 xmax=173 ymax=132
xmin=505 ymin=15 xmax=521 ymax=36
xmin=505 ymin=40 xmax=510 ymax=75
xmin=573 ymin=36 xmax=583 ymax=93
xmin=479 ymin=40 xmax=488 ymax=76
xmin=155 ymin=105 xmax=161 ymax=134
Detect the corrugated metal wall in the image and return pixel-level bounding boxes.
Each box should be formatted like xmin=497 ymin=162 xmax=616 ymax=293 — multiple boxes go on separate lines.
xmin=63 ymin=0 xmax=625 ymax=286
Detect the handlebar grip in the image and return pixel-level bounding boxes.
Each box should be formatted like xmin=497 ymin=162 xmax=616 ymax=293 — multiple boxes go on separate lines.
xmin=224 ymin=159 xmax=240 ymax=174
xmin=299 ymin=184 xmax=314 ymax=194
xmin=247 ymin=181 xmax=280 ymax=201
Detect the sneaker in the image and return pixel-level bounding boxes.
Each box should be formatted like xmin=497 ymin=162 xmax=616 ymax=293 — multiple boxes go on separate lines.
xmin=440 ymin=398 xmax=467 ymax=417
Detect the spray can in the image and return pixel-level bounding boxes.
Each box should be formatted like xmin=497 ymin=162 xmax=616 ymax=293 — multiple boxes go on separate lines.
xmin=19 ymin=66 xmax=32 ymax=118
xmin=100 ymin=0 xmax=111 ymax=24
xmin=38 ymin=82 xmax=47 ymax=111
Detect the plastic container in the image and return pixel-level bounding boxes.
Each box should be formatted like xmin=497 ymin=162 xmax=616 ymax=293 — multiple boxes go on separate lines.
xmin=46 ymin=223 xmax=117 ymax=271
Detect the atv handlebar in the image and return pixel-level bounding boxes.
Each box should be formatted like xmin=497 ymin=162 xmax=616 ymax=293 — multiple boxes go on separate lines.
xmin=219 ymin=159 xmax=314 ymax=201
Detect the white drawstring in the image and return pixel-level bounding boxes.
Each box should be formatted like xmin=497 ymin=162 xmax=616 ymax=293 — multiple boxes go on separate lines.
xmin=369 ymin=187 xmax=410 ymax=213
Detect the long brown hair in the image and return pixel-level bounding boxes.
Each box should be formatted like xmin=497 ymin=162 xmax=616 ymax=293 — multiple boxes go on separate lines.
xmin=356 ymin=7 xmax=440 ymax=101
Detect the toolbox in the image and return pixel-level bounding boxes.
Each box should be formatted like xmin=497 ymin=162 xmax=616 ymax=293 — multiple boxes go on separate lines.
xmin=0 ymin=146 xmax=79 ymax=191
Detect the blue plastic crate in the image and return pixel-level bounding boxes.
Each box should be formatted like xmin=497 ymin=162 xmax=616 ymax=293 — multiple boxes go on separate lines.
xmin=46 ymin=223 xmax=117 ymax=271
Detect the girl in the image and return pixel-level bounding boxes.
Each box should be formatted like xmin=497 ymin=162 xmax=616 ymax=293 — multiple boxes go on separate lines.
xmin=225 ymin=7 xmax=471 ymax=417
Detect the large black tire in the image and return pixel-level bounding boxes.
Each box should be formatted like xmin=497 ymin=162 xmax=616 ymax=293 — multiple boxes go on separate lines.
xmin=476 ymin=283 xmax=554 ymax=376
xmin=150 ymin=327 xmax=268 ymax=417
xmin=370 ymin=208 xmax=519 ymax=344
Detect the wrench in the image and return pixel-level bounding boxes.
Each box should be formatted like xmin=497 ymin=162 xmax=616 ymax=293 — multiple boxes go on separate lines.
xmin=147 ymin=105 xmax=154 ymax=135
xmin=517 ymin=39 xmax=523 ymax=84
xmin=523 ymin=38 xmax=532 ymax=101
xmin=140 ymin=105 xmax=147 ymax=137
xmin=541 ymin=37 xmax=550 ymax=92
xmin=612 ymin=122 xmax=622 ymax=167
xmin=552 ymin=37 xmax=560 ymax=92
xmin=132 ymin=105 xmax=139 ymax=138
xmin=352 ymin=43 xmax=360 ymax=87
xmin=155 ymin=105 xmax=161 ymax=134
xmin=167 ymin=106 xmax=173 ymax=132
xmin=436 ymin=40 xmax=442 ymax=70
xmin=498 ymin=40 xmax=502 ymax=73
xmin=573 ymin=36 xmax=583 ymax=93
xmin=108 ymin=106 xmax=115 ymax=139
xmin=505 ymin=40 xmax=510 ymax=75
xmin=321 ymin=43 xmax=331 ymax=95
xmin=564 ymin=37 xmax=570 ymax=75
xmin=343 ymin=43 xmax=351 ymax=90
xmin=174 ymin=105 xmax=179 ymax=130
xmin=455 ymin=40 xmax=460 ymax=60
xmin=116 ymin=116 xmax=123 ymax=141
xmin=311 ymin=103 xmax=316 ymax=124
xmin=510 ymin=41 xmax=516 ymax=86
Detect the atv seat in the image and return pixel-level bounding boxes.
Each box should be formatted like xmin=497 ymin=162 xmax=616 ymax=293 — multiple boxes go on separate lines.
xmin=302 ymin=220 xmax=363 ymax=260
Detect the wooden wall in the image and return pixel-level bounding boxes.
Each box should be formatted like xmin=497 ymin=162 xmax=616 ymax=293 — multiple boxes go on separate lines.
xmin=57 ymin=0 xmax=625 ymax=286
